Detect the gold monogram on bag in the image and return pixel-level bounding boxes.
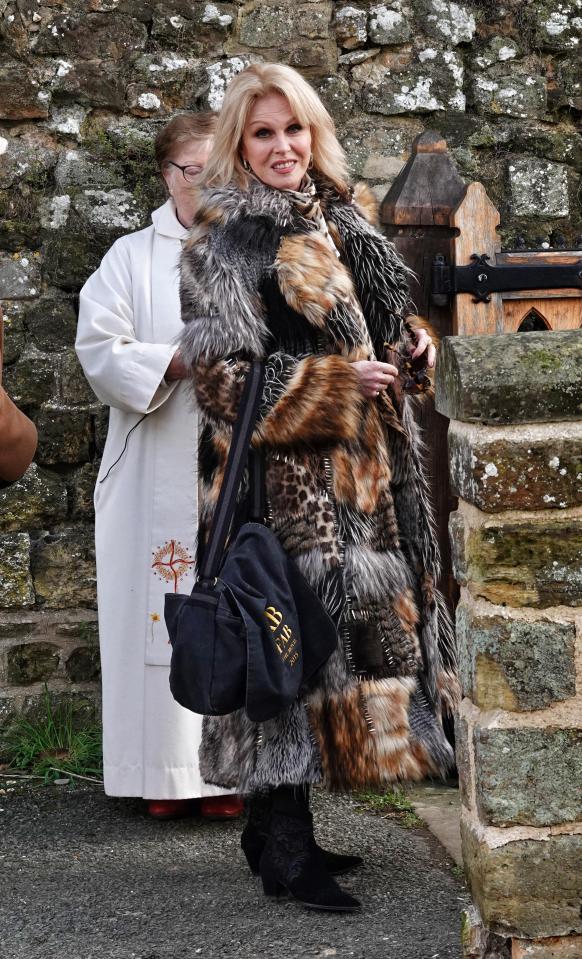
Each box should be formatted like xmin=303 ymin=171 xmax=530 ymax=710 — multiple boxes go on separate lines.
xmin=264 ymin=606 xmax=300 ymax=667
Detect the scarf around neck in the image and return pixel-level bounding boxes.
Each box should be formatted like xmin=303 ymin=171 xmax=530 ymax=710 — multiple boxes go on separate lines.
xmin=283 ymin=175 xmax=340 ymax=258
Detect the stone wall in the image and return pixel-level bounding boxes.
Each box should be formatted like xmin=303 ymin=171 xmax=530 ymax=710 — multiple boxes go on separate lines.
xmin=436 ymin=331 xmax=582 ymax=959
xmin=1 ymin=1 xmax=581 ymax=742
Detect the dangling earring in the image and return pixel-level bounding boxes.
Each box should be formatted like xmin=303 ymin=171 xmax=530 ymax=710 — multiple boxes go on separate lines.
xmin=308 ymin=153 xmax=314 ymax=170
xmin=242 ymin=157 xmax=251 ymax=172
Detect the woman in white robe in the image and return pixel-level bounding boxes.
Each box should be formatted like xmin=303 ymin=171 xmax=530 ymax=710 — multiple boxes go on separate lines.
xmin=76 ymin=114 xmax=241 ymax=818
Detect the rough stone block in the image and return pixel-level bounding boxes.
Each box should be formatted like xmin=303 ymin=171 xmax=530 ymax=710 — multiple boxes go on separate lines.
xmin=0 ymin=190 xmax=43 ymax=252
xmin=298 ymin=4 xmax=332 ymax=39
xmin=42 ymin=231 xmax=109 ymax=291
xmin=66 ymin=463 xmax=99 ymax=520
xmin=2 ymin=353 xmax=59 ymax=408
xmin=353 ymin=51 xmax=465 ymax=115
xmin=333 ymin=5 xmax=368 ymax=49
xmin=47 ymin=105 xmax=89 ymax=139
xmin=509 ymin=158 xmax=569 ymax=218
xmin=34 ymin=13 xmax=148 ymax=59
xmin=461 ymin=818 xmax=582 ymax=938
xmin=0 ymin=138 xmax=57 ymax=191
xmin=529 ymin=1 xmax=582 ymax=51
xmin=0 ymin=534 xmax=34 ymax=609
xmin=0 ymin=303 xmax=27 ymax=363
xmin=414 ymin=0 xmax=476 ymax=45
xmin=31 ymin=529 xmax=96 ymax=610
xmin=35 ymin=410 xmax=93 ymax=466
xmin=287 ymin=41 xmax=338 ymax=75
xmin=0 ymin=465 xmax=68 ymax=534
xmin=368 ymin=4 xmax=411 ymax=44
xmin=240 ymin=5 xmax=295 ymax=45
xmin=49 ymin=59 xmax=127 ymax=110
xmin=0 ymin=620 xmax=36 ymax=639
xmin=474 ymin=37 xmax=519 ymax=70
xmin=448 ymin=421 xmax=582 ymax=513
xmin=72 ymin=190 xmax=146 ymax=234
xmin=461 ymin=905 xmax=511 ymax=958
xmin=53 ymin=149 xmax=124 ymax=191
xmin=55 ymin=620 xmax=98 ymax=642
xmin=149 ymin=3 xmax=234 ymax=53
xmin=470 ymin=71 xmax=547 ymax=120
xmin=512 ymin=936 xmax=582 ymax=958
xmin=450 ymin=509 xmax=582 ymax=608
xmin=65 ymin=646 xmax=101 ymax=683
xmin=456 ymin=601 xmax=576 ymax=711
xmin=551 ymin=57 xmax=582 ymax=113
xmin=316 ymin=75 xmax=355 ymax=121
xmin=150 ymin=9 xmax=204 ymax=53
xmin=23 ymin=297 xmax=78 ymax=353
xmin=59 ymin=351 xmax=98 ymax=407
xmin=435 ymin=332 xmax=582 ymax=425
xmin=204 ymin=55 xmax=257 ymax=111
xmin=0 ymin=64 xmax=50 ymax=119
xmin=6 ymin=642 xmax=61 ymax=685
xmin=474 ymin=726 xmax=582 ymax=826
xmin=0 ymin=253 xmax=41 ymax=299
xmin=454 ymin=711 xmax=472 ymax=809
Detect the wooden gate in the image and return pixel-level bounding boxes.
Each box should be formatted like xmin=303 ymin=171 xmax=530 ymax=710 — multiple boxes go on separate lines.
xmin=380 ymin=131 xmax=582 ymax=610
xmin=449 ymin=182 xmax=582 ymax=335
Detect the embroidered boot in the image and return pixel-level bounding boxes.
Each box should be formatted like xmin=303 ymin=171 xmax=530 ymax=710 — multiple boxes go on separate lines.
xmin=241 ymin=790 xmax=362 ymax=877
xmin=259 ymin=809 xmax=361 ymax=912
xmin=258 ymin=787 xmax=361 ymax=913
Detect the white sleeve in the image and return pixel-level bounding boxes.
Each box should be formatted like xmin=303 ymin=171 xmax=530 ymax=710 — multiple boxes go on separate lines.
xmin=76 ymin=237 xmax=178 ymax=415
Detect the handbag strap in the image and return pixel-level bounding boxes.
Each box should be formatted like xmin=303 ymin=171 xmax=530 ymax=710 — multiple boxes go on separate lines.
xmin=198 ymin=360 xmax=265 ymax=587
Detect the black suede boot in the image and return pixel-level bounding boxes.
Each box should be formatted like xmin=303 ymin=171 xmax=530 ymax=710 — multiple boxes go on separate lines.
xmin=241 ymin=789 xmax=362 ymax=877
xmin=258 ymin=787 xmax=361 ymax=913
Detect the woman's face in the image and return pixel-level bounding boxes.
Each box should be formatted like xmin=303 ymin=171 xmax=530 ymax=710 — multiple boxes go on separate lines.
xmin=241 ymin=92 xmax=312 ymax=192
xmin=162 ymin=138 xmax=213 ymax=208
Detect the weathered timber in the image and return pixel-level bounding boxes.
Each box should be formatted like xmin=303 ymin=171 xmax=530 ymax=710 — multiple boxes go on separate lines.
xmin=381 ymin=130 xmax=466 ymax=609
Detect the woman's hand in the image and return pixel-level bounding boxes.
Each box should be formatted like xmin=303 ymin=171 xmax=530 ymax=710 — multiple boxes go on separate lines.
xmin=165 ymin=349 xmax=190 ymax=382
xmin=351 ymin=360 xmax=399 ymax=399
xmin=408 ymin=327 xmax=436 ymax=369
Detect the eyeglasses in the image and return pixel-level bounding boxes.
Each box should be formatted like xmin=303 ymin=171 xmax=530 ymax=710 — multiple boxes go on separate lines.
xmin=165 ymin=160 xmax=203 ymax=183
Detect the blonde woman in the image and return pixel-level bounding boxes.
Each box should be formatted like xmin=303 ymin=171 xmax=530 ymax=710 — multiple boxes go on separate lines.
xmin=76 ymin=113 xmax=242 ymax=820
xmin=179 ymin=66 xmax=459 ymax=910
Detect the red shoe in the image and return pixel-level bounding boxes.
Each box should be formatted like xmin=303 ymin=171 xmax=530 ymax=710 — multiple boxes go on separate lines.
xmin=199 ymin=796 xmax=244 ymax=820
xmin=147 ymin=799 xmax=194 ymax=820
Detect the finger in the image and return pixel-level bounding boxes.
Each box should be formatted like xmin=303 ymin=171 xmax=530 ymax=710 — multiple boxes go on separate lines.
xmin=376 ymin=364 xmax=399 ymax=378
xmin=410 ymin=336 xmax=429 ymax=360
xmin=373 ymin=361 xmax=399 ymax=376
xmin=427 ymin=343 xmax=436 ymax=368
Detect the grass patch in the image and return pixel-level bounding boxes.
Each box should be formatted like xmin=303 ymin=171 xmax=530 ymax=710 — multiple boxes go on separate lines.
xmin=354 ymin=786 xmax=423 ymax=828
xmin=4 ymin=687 xmax=102 ymax=782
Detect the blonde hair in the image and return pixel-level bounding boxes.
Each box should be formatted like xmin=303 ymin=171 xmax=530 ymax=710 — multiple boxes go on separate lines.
xmin=199 ymin=63 xmax=350 ymax=196
xmin=154 ymin=111 xmax=217 ymax=171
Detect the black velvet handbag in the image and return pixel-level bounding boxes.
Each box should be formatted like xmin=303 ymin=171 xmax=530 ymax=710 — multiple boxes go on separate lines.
xmin=165 ymin=361 xmax=338 ymax=723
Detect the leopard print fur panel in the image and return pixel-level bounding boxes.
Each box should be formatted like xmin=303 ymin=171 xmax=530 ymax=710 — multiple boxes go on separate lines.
xmin=266 ymin=455 xmax=340 ymax=567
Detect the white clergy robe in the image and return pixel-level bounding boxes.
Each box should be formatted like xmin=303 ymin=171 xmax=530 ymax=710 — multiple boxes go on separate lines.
xmin=76 ymin=199 xmax=228 ymax=799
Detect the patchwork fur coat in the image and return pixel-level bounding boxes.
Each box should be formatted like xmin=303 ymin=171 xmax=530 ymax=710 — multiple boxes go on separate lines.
xmin=179 ymin=175 xmax=459 ymax=794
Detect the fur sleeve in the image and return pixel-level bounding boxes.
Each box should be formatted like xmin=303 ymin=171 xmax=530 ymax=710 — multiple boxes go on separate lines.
xmin=326 ymin=200 xmax=414 ymax=351
xmin=193 ymin=352 xmax=363 ymax=449
xmin=179 ymin=213 xmax=270 ymax=365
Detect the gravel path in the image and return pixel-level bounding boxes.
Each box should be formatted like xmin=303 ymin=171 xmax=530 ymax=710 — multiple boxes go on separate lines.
xmin=0 ymin=783 xmax=468 ymax=959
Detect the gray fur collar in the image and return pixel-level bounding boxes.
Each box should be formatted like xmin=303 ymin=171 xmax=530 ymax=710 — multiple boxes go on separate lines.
xmin=198 ymin=179 xmax=301 ymax=229
xmin=179 ymin=178 xmax=411 ymax=366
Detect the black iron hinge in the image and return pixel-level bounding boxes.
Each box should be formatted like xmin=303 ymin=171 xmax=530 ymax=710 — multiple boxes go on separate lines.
xmin=431 ymin=253 xmax=582 ymax=305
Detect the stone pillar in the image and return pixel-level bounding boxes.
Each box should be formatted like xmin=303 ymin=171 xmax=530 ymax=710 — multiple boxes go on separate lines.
xmin=435 ymin=331 xmax=582 ymax=959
